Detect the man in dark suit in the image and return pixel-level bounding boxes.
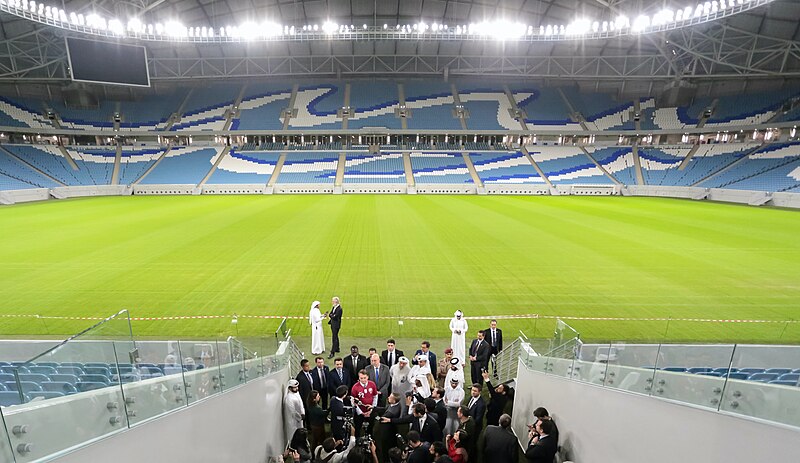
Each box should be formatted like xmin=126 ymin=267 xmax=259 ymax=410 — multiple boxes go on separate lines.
xmin=482 ymin=371 xmax=513 ymax=427
xmin=487 ymin=319 xmax=503 ymax=355
xmin=295 ymin=359 xmax=315 ymax=424
xmin=409 ymin=403 xmax=443 ymax=444
xmin=365 ymin=354 xmax=390 ymax=406
xmin=431 ymin=388 xmax=447 ymax=431
xmin=312 ymin=356 xmax=330 ymax=409
xmin=327 ymin=297 xmax=343 ymax=359
xmin=343 ymin=345 xmax=368 ymax=383
xmin=327 ymin=357 xmax=351 ymax=398
xmin=482 ymin=414 xmax=518 ymax=463
xmin=525 ymin=419 xmax=558 ymax=463
xmin=456 ymin=405 xmax=477 ymax=460
xmin=413 ymin=341 xmax=438 ymax=378
xmin=329 ymin=385 xmax=349 ymax=440
xmin=468 ymin=330 xmax=491 ymax=385
xmin=380 ymin=339 xmax=404 ymax=367
xmin=405 ymin=431 xmax=429 ymax=463
xmin=465 ymin=383 xmax=487 ymax=431
xmin=376 ymin=392 xmax=406 ymax=462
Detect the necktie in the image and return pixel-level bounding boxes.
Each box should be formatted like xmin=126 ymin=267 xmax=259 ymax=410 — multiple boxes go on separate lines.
xmin=306 ymin=372 xmax=312 ymax=384
xmin=492 ymin=330 xmax=496 ymax=345
xmin=389 ymin=352 xmax=394 ymax=365
xmin=375 ymin=367 xmax=380 ymax=383
xmin=319 ymin=368 xmax=325 ymax=387
xmin=469 ymin=397 xmax=476 ymax=408
xmin=338 ymin=369 xmax=343 ymax=382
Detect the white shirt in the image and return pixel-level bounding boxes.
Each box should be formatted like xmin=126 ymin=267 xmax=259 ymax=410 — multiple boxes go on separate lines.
xmin=444 ymin=385 xmax=465 ymax=409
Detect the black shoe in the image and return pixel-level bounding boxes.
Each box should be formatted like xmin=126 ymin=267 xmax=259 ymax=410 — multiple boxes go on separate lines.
xmin=328 ymin=353 xmax=335 ymax=359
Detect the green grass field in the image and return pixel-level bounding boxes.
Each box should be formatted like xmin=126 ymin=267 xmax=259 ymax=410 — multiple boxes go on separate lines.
xmin=1 ymin=195 xmax=799 ymax=344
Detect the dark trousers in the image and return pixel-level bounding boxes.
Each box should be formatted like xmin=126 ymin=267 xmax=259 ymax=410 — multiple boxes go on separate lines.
xmin=310 ymin=425 xmax=326 ymax=450
xmin=331 ymin=324 xmax=341 ymax=353
xmin=470 ymin=361 xmax=485 ymax=385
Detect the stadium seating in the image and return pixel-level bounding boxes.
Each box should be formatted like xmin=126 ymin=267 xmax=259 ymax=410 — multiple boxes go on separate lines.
xmin=0 ymin=96 xmax=53 ymax=129
xmin=586 ymin=147 xmax=637 ymax=185
xmin=118 ymin=147 xmax=166 ymax=185
xmin=0 ymin=149 xmax=60 ymax=190
xmin=207 ymin=150 xmax=281 ymax=184
xmin=639 ymin=146 xmax=692 ymax=185
xmin=469 ymin=151 xmax=544 ymax=184
xmin=288 ymin=84 xmax=345 ymax=130
xmin=118 ymin=90 xmax=187 ymax=130
xmin=50 ymin=100 xmax=117 ymax=131
xmin=508 ymin=85 xmax=581 ymax=129
xmin=277 ymin=152 xmax=339 ymax=183
xmin=343 ymin=152 xmax=406 ymax=184
xmin=528 ymin=145 xmax=612 ymax=184
xmin=645 ymin=143 xmax=756 ymax=187
xmin=234 ymin=88 xmax=292 ymax=131
xmin=409 ymin=152 xmax=474 ymax=184
xmin=138 ymin=146 xmax=222 ymax=184
xmin=699 ymin=142 xmax=800 ymax=192
xmin=64 ymin=147 xmax=117 ymax=185
xmin=3 ymin=144 xmax=98 ymax=186
xmin=404 ymin=81 xmax=462 ymax=130
xmin=346 ymin=81 xmax=401 ymax=129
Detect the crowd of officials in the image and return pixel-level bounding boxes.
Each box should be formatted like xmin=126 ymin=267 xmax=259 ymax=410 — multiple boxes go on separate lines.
xmin=282 ymin=326 xmax=560 ymax=463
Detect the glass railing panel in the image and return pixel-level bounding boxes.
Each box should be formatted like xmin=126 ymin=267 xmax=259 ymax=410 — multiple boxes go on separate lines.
xmin=1 ymin=340 xmax=129 ymax=462
xmin=593 ymin=343 xmax=659 ymax=395
xmin=546 ymin=357 xmax=575 ymax=378
xmin=0 ymin=411 xmax=14 ymax=463
xmin=118 ymin=340 xmax=188 ymax=426
xmin=719 ymin=378 xmax=800 ymax=427
xmin=571 ymin=358 xmax=609 ymax=385
xmin=649 ymin=369 xmax=727 ymax=410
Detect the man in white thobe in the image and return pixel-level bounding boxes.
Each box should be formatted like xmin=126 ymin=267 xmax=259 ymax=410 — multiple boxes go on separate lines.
xmin=443 ymin=377 xmax=465 ymax=436
xmin=445 ymin=357 xmax=465 ymax=388
xmin=390 ymin=356 xmax=413 ymax=397
xmin=283 ymin=379 xmax=305 ymax=441
xmin=309 ymin=300 xmax=326 ymax=355
xmin=449 ymin=310 xmax=468 ymax=365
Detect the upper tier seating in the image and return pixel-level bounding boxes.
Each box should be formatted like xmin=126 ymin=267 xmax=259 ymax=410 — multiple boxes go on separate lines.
xmin=528 ymin=145 xmax=612 ymax=184
xmin=458 ymin=88 xmax=521 ymax=130
xmin=343 ymin=152 xmax=406 ymax=184
xmin=587 ymin=147 xmax=637 ymax=185
xmin=404 ymin=81 xmax=462 ymax=130
xmin=469 ymin=151 xmax=544 ymax=184
xmin=118 ymin=91 xmax=187 ymax=130
xmin=50 ymin=100 xmax=116 ymax=130
xmin=0 ymin=149 xmax=60 ymax=190
xmin=409 ymin=152 xmax=473 ymax=184
xmin=171 ymin=84 xmax=239 ymax=131
xmin=346 ymin=81 xmax=401 ymax=129
xmin=63 ymin=147 xmax=117 ymax=185
xmin=699 ymin=141 xmax=800 ymax=192
xmin=138 ymin=146 xmax=222 ymax=184
xmin=118 ymin=147 xmax=166 ymax=185
xmin=206 ymin=150 xmax=281 ymax=184
xmin=639 ymin=146 xmax=693 ymax=186
xmin=509 ymin=85 xmax=581 ymax=129
xmin=0 ymin=97 xmax=53 ymax=129
xmin=288 ymin=85 xmax=345 ymax=130
xmin=277 ymin=152 xmax=339 ymax=184
xmin=233 ymin=86 xmax=293 ymax=131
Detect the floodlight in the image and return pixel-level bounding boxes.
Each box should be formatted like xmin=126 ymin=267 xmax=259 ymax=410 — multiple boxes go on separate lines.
xmin=383 ymin=24 xmax=388 ymax=29
xmin=322 ymin=21 xmax=337 ymax=34
xmin=631 ymin=15 xmax=650 ymax=33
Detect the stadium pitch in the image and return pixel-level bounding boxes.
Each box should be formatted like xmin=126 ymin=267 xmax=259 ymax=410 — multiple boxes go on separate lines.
xmin=0 ymin=195 xmax=798 ymax=344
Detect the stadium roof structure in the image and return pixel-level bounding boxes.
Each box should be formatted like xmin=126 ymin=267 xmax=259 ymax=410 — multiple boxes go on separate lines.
xmin=0 ymin=0 xmax=799 ymax=88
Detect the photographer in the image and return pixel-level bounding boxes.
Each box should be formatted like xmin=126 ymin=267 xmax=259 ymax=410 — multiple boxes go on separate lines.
xmin=345 ymin=440 xmax=379 ymax=463
xmin=314 ymin=424 xmax=357 ymax=463
xmin=330 ymin=385 xmax=350 ymax=441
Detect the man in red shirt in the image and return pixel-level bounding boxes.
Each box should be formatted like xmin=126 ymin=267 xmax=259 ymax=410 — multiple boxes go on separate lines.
xmin=350 ymin=369 xmax=379 ymax=437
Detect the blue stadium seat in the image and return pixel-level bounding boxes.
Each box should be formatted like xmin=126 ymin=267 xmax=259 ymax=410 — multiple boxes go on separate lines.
xmin=769 ymin=380 xmax=800 ymax=387
xmin=663 ymin=367 xmax=687 ymax=372
xmin=34 ymin=362 xmax=60 ymax=368
xmin=78 ymin=374 xmax=110 ymax=385
xmin=727 ymin=373 xmax=750 ymax=380
xmin=737 ymin=368 xmax=765 ymax=375
xmin=3 ymin=381 xmax=42 ymax=393
xmin=0 ymin=366 xmax=27 ymax=374
xmin=60 ymin=362 xmax=84 ymax=368
xmin=748 ymin=373 xmax=779 ymax=382
xmin=83 ymin=367 xmax=111 ymax=377
xmin=0 ymin=391 xmax=26 ymax=407
xmin=28 ymin=366 xmax=58 ymax=375
xmin=777 ymin=373 xmax=800 ymax=382
xmin=764 ymin=368 xmax=792 ymax=375
xmin=41 ymin=381 xmax=78 ymax=394
xmin=48 ymin=374 xmax=79 ymax=385
xmin=112 ymin=373 xmax=141 ymax=384
xmin=695 ymin=372 xmax=723 ymax=377
xmin=0 ymin=373 xmax=14 ymax=383
xmin=76 ymin=382 xmax=108 ymax=392
xmin=0 ymin=383 xmax=6 ymax=391
xmin=56 ymin=366 xmax=84 ymax=376
xmin=687 ymin=367 xmax=713 ymax=374
xmin=713 ymin=368 xmax=738 ymax=375
xmin=18 ymin=373 xmax=49 ymax=384
xmin=29 ymin=391 xmax=65 ymax=400
xmin=83 ymin=363 xmax=110 ymax=369
xmin=142 ymin=373 xmax=164 ymax=380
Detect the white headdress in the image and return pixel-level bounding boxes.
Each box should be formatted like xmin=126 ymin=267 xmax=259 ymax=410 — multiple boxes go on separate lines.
xmin=454 ymin=310 xmax=463 ymax=317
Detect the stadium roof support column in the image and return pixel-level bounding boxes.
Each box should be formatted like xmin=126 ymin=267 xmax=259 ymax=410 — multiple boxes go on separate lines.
xmin=403 ymin=152 xmax=415 ymax=187
xmin=580 ymin=146 xmax=622 ymax=186
xmin=111 ymin=143 xmax=122 ymax=185
xmin=520 ymin=145 xmax=553 ymax=189
xmin=268 ymin=153 xmax=286 ymax=187
xmin=133 ymin=146 xmax=170 ymax=185
xmin=631 ymin=143 xmax=645 ymax=185
xmin=198 ymin=146 xmax=230 ymax=187
xmin=398 ymin=83 xmax=408 ymax=130
xmin=558 ymin=88 xmax=588 ymax=131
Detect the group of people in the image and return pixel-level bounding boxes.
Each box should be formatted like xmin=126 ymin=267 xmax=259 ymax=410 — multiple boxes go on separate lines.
xmin=283 ymin=300 xmax=560 ymax=462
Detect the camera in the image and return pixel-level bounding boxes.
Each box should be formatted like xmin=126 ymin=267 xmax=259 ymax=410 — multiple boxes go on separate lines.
xmin=356 ymin=421 xmax=373 ymax=450
xmin=395 ymin=434 xmax=409 ymax=452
